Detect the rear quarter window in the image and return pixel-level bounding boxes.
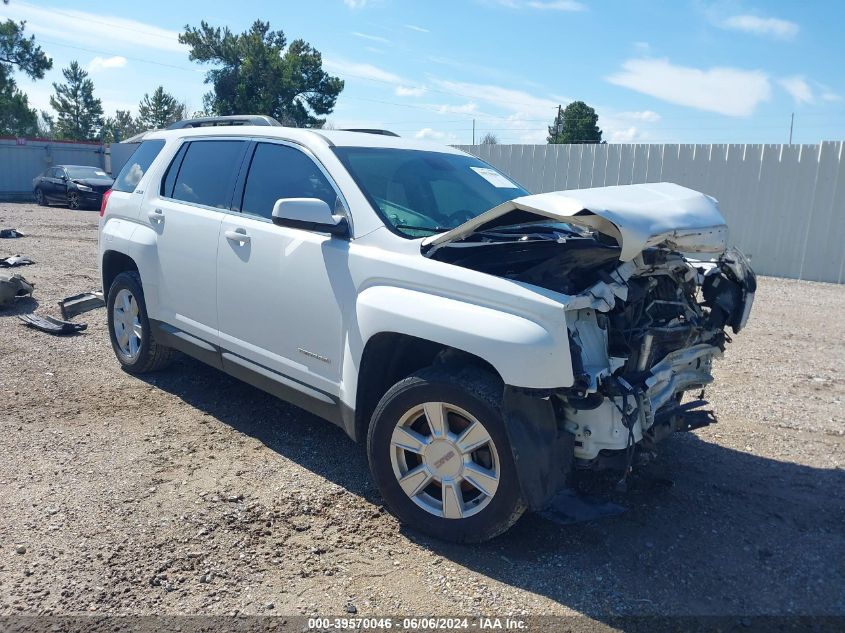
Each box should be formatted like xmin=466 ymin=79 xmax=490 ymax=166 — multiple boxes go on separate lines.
xmin=112 ymin=140 xmax=166 ymax=193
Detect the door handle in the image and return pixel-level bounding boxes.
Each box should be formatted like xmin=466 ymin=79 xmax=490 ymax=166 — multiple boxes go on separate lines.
xmin=224 ymin=228 xmax=251 ymax=244
xmin=148 ymin=208 xmax=164 ymax=224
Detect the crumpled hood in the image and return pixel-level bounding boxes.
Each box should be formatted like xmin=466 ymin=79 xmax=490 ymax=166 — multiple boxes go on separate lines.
xmin=422 ymin=182 xmax=729 ymax=261
xmin=73 ymin=177 xmax=114 ymax=188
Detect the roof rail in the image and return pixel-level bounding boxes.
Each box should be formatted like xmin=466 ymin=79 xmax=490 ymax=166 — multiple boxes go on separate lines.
xmin=167 ymin=115 xmax=282 ymax=129
xmin=339 ymin=128 xmax=400 ymax=137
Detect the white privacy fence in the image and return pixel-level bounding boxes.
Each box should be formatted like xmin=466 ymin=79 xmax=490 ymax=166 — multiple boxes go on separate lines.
xmin=454 ymin=142 xmax=845 ymax=284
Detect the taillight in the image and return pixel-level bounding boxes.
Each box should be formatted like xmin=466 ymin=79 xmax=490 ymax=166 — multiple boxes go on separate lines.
xmin=100 ymin=188 xmax=113 ymax=217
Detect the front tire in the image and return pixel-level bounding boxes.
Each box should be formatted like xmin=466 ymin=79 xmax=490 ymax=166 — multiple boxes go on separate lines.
xmin=367 ymin=366 xmax=526 ymax=543
xmin=106 ymin=271 xmax=175 ymax=374
xmin=67 ymin=191 xmax=81 ymax=210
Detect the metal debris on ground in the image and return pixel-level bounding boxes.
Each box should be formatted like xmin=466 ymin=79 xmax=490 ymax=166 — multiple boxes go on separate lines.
xmin=0 ymin=271 xmax=34 ymax=306
xmin=59 ymin=291 xmax=105 ymax=320
xmin=0 ymin=255 xmax=34 ymax=268
xmin=0 ymin=229 xmax=25 ymax=239
xmin=18 ymin=313 xmax=87 ymax=335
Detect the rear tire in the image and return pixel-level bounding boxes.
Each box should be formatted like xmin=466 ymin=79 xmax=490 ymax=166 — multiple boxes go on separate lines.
xmin=367 ymin=365 xmax=526 ymax=543
xmin=106 ymin=271 xmax=175 ymax=374
xmin=34 ymin=188 xmax=47 ymax=206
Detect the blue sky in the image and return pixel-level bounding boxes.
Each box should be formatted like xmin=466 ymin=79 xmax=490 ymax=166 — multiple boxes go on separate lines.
xmin=5 ymin=0 xmax=844 ymax=144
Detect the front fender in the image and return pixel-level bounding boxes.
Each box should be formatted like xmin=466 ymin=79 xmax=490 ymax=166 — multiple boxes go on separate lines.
xmin=356 ymin=286 xmax=574 ymax=389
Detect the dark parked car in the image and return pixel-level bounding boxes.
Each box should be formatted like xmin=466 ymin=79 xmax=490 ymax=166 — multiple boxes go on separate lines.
xmin=33 ymin=165 xmax=114 ymax=210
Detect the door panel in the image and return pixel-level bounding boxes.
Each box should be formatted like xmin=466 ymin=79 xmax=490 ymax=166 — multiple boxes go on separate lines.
xmin=146 ymin=139 xmax=248 ymax=343
xmin=216 ymin=214 xmax=347 ymax=395
xmin=149 ymin=198 xmax=226 ymax=343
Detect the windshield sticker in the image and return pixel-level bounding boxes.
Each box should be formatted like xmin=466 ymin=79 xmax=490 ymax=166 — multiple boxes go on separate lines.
xmin=470 ymin=166 xmax=518 ymax=188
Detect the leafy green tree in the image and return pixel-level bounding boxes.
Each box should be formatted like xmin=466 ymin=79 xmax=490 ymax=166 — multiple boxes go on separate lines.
xmin=50 ymin=61 xmax=104 ymax=140
xmin=102 ymin=109 xmax=142 ymax=143
xmin=0 ymin=19 xmax=53 ymax=136
xmin=548 ymin=101 xmax=602 ymax=144
xmin=137 ymin=86 xmax=185 ymax=129
xmin=179 ymin=20 xmax=343 ymax=127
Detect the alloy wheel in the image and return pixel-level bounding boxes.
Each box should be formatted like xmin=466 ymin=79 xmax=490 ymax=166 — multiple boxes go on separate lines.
xmin=390 ymin=401 xmax=500 ymax=520
xmin=67 ymin=191 xmax=80 ymax=210
xmin=112 ymin=288 xmax=143 ymax=361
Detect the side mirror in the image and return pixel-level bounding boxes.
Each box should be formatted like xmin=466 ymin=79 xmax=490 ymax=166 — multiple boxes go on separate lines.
xmin=271 ymin=198 xmax=348 ymax=237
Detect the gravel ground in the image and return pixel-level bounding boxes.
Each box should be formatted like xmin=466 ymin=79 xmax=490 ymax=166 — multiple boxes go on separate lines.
xmin=0 ymin=202 xmax=843 ymax=622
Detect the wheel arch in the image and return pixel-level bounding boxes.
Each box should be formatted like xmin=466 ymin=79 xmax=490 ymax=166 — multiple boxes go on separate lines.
xmin=101 ymin=250 xmax=139 ymax=296
xmin=353 ymin=332 xmax=502 ymax=444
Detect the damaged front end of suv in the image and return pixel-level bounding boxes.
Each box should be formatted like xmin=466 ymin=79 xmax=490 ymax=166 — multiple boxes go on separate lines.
xmin=423 ymin=182 xmax=756 ymax=505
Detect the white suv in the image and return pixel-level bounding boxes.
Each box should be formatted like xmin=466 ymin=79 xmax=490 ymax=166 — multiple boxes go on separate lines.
xmin=99 ymin=120 xmax=755 ymax=542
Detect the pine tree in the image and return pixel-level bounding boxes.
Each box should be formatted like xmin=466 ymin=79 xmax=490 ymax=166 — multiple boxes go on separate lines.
xmin=102 ymin=110 xmax=143 ymax=143
xmin=0 ymin=19 xmax=53 ymax=136
xmin=137 ymin=86 xmax=185 ymax=130
xmin=49 ymin=61 xmax=104 ymax=140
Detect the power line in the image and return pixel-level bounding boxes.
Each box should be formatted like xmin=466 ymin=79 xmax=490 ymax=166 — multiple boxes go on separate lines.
xmin=37 ymin=39 xmax=200 ymax=74
xmin=16 ymin=0 xmax=179 ymax=43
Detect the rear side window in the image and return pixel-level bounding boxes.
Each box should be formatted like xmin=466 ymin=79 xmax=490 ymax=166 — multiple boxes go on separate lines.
xmin=160 ymin=143 xmax=189 ymax=198
xmin=170 ymin=140 xmax=246 ymax=209
xmin=240 ymin=143 xmax=337 ymax=219
xmin=112 ymin=140 xmax=165 ymax=193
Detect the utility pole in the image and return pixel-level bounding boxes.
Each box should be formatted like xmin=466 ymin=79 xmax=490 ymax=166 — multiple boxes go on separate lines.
xmin=556 ymin=104 xmax=563 ymax=140
xmin=789 ymin=112 xmax=794 ymax=145
xmin=472 ymin=119 xmax=475 ymax=145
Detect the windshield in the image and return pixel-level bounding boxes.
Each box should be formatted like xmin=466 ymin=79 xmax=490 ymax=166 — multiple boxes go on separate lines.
xmin=65 ymin=166 xmax=109 ymax=179
xmin=332 ymin=147 xmax=529 ymax=238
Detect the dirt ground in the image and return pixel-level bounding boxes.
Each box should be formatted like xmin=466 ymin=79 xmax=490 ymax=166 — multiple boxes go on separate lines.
xmin=0 ymin=202 xmax=843 ymax=622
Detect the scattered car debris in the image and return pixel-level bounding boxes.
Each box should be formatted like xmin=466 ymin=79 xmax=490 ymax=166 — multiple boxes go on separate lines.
xmin=18 ymin=313 xmax=87 ymax=335
xmin=0 ymin=255 xmax=34 ymax=268
xmin=59 ymin=291 xmax=105 ymax=320
xmin=0 ymin=229 xmax=25 ymax=239
xmin=0 ymin=271 xmax=34 ymax=306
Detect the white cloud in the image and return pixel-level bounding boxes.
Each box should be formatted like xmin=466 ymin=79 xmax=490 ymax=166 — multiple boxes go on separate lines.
xmin=491 ymin=0 xmax=585 ymax=9
xmin=404 ymin=24 xmax=430 ymax=33
xmin=718 ymin=14 xmax=799 ymax=40
xmin=526 ymin=0 xmax=586 ymax=10
xmin=821 ymin=89 xmax=842 ymax=103
xmin=395 ymin=85 xmax=427 ymax=97
xmin=606 ymin=57 xmax=771 ymax=116
xmin=88 ymin=56 xmax=127 ymax=73
xmin=5 ymin=2 xmax=185 ymax=53
xmin=431 ymin=78 xmax=560 ymax=119
xmin=415 ymin=127 xmax=443 ymax=139
xmin=620 ymin=110 xmax=661 ymax=122
xmin=352 ymin=32 xmax=390 ymax=44
xmin=323 ymin=58 xmax=404 ymax=85
xmin=343 ymin=0 xmax=369 ymax=8
xmin=608 ymin=126 xmax=639 ymax=142
xmin=779 ymin=76 xmax=814 ymax=105
xmin=437 ymin=102 xmax=479 ymax=115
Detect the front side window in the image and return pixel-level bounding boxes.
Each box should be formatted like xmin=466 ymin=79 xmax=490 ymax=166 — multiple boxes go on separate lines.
xmin=240 ymin=143 xmax=337 ymax=219
xmin=170 ymin=140 xmax=246 ymax=209
xmin=112 ymin=140 xmax=165 ymax=193
xmin=332 ymin=147 xmax=528 ymax=238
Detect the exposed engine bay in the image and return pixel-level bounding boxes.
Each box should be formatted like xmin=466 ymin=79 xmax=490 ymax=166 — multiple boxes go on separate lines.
xmin=429 ymin=217 xmax=756 ymax=473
